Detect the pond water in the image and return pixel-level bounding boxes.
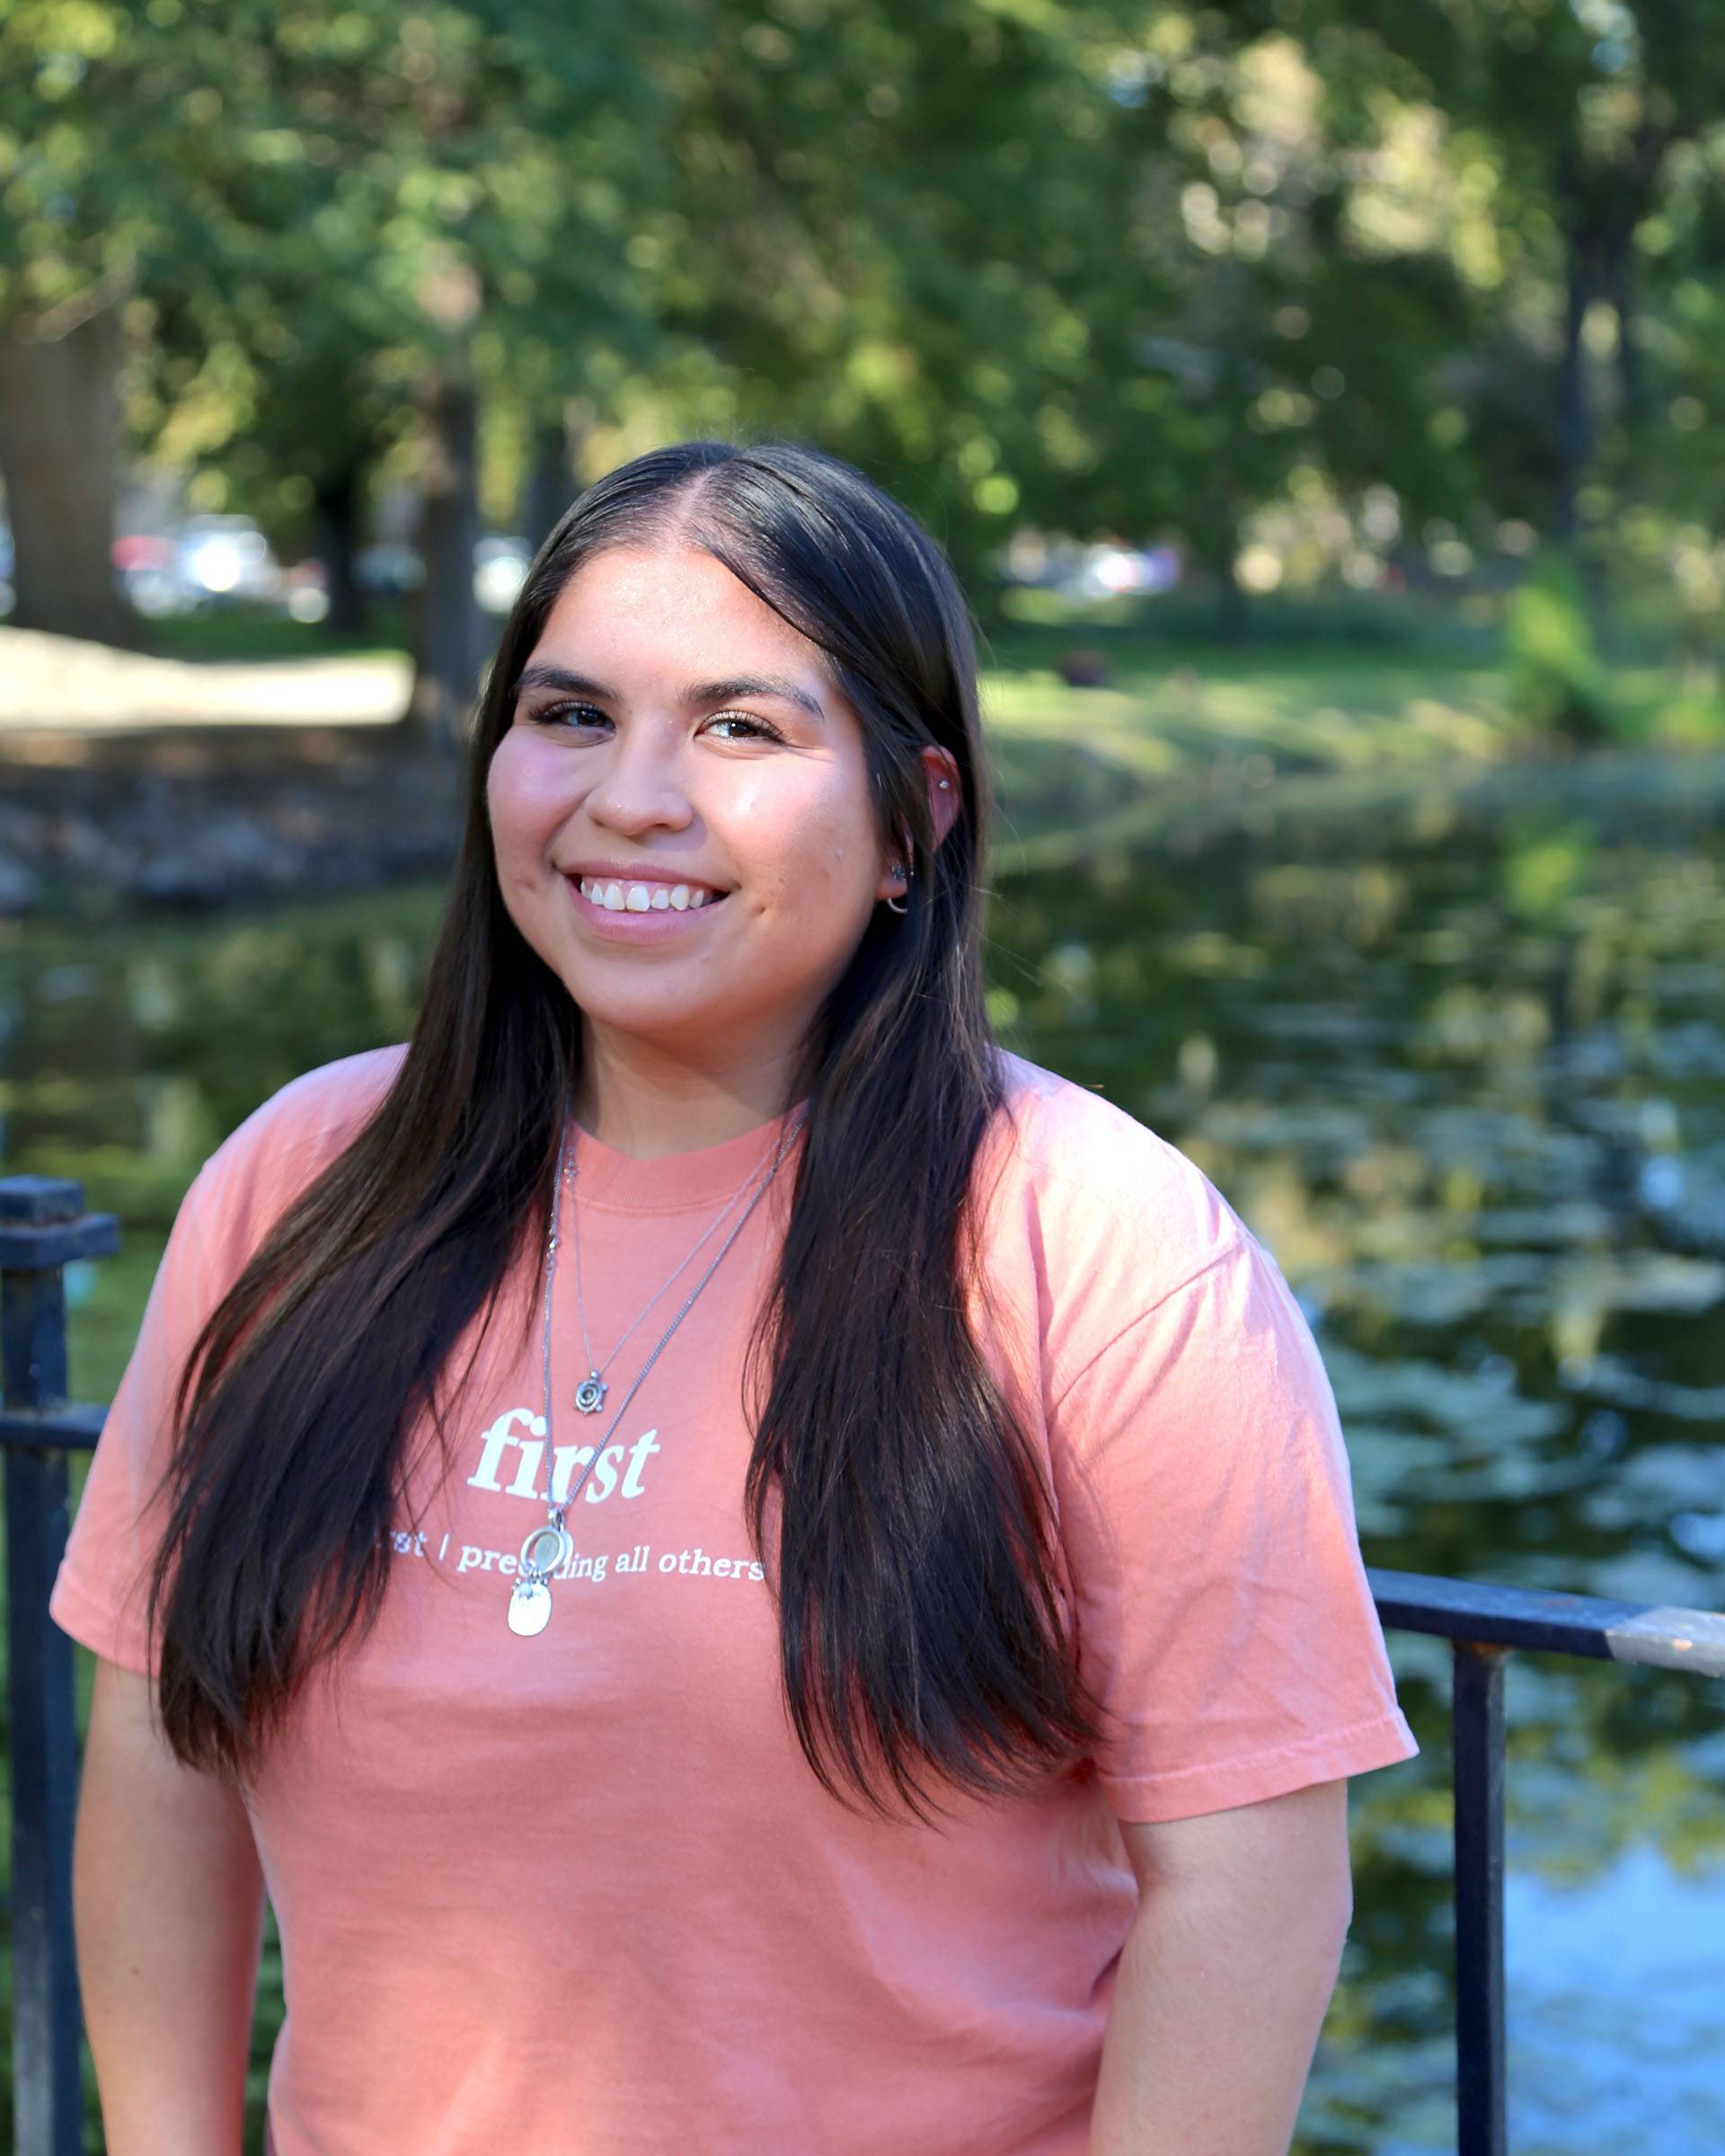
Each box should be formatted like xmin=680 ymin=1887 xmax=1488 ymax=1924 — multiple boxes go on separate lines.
xmin=2 ymin=818 xmax=1721 ymax=2152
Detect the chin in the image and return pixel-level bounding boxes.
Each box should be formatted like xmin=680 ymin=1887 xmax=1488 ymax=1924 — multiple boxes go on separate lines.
xmin=563 ymin=980 xmax=742 ymax=1038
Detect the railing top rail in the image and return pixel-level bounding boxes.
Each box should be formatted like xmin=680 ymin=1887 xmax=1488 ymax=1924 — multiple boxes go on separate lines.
xmin=0 ymin=1195 xmax=119 ymax=1271
xmin=0 ymin=1174 xmax=91 ymax=1224
xmin=1367 ymin=1564 xmax=1725 ymax=1677
xmin=1 ymin=1404 xmax=105 ymax=1453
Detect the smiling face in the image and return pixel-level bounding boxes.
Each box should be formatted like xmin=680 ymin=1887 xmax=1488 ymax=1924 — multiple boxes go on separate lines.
xmin=487 ymin=543 xmax=901 ymax=1095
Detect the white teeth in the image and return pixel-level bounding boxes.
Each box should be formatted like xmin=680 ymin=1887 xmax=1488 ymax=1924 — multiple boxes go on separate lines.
xmin=575 ymin=876 xmax=721 ymax=913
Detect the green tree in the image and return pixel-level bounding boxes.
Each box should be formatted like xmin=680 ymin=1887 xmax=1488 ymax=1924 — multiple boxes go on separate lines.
xmin=1280 ymin=0 xmax=1725 ymax=584
xmin=0 ymin=0 xmax=658 ymax=726
xmin=615 ymin=0 xmax=1149 ymax=591
xmin=1003 ymin=13 xmax=1495 ymax=634
xmin=0 ymin=0 xmax=179 ymax=644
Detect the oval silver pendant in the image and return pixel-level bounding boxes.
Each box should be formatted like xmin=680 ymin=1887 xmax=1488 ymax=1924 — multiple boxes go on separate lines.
xmin=520 ymin=1524 xmax=571 ymax=1577
xmin=574 ymin=1374 xmax=607 ymax=1414
xmin=508 ymin=1579 xmax=552 ymax=1637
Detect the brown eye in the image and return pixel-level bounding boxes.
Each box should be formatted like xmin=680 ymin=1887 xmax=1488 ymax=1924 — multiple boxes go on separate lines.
xmin=530 ymin=702 xmax=608 ymax=730
xmin=705 ymin=713 xmax=784 ymax=743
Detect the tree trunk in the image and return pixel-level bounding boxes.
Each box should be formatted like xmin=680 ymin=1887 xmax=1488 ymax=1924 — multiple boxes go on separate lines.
xmin=1553 ymin=228 xmax=1593 ymax=548
xmin=0 ymin=302 xmax=141 ymax=648
xmin=1611 ymin=252 xmax=1643 ymax=436
xmin=1212 ymin=543 xmax=1250 ymax=645
xmin=402 ymin=371 xmax=483 ymax=749
xmin=312 ymin=458 xmax=371 ymax=639
xmin=526 ymin=418 xmax=571 ymax=558
xmin=1601 ymin=233 xmax=1645 ymax=665
xmin=524 ymin=397 xmax=593 ymax=555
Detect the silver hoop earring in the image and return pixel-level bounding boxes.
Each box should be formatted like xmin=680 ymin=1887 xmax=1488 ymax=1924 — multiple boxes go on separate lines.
xmin=885 ymin=860 xmax=909 ymax=915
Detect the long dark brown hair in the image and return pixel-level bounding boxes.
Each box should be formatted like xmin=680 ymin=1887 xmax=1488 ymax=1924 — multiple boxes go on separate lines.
xmin=147 ymin=437 xmax=1103 ymax=1818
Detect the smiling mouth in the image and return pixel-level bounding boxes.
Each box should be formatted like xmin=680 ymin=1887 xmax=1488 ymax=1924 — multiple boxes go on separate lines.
xmin=570 ymin=876 xmax=730 ymax=915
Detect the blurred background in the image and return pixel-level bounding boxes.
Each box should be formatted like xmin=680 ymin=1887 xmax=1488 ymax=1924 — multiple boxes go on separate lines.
xmin=2 ymin=3 xmax=1723 ymax=2150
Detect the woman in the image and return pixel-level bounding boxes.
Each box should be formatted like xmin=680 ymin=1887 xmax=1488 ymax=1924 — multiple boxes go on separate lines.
xmin=54 ymin=438 xmax=1419 ymax=2156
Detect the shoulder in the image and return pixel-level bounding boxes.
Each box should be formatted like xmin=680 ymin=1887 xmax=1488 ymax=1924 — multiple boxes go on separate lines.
xmin=976 ymin=1048 xmax=1259 ymax=1396
xmin=189 ymin=1042 xmax=410 ymax=1246
xmin=983 ymin=1047 xmax=1250 ymax=1293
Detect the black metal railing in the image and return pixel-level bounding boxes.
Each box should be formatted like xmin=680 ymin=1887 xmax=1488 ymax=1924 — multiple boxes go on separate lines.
xmin=4 ymin=1173 xmax=1722 ymax=2156
xmin=1367 ymin=1571 xmax=1724 ymax=2152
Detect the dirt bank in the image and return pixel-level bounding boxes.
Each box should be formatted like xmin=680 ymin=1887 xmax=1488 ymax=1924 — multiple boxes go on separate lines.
xmin=0 ymin=724 xmax=464 ymax=918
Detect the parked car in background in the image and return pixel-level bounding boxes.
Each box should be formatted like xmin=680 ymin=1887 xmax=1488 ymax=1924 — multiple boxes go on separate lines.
xmin=3 ymin=521 xmax=540 ymax=632
xmin=174 ymin=516 xmax=282 ymax=605
xmin=354 ymin=542 xmax=425 ymax=598
xmin=111 ymin=532 xmax=184 ymax=617
xmin=111 ymin=516 xmax=284 ymax=616
xmin=474 ymin=535 xmax=532 ymax=614
xmin=357 ymin=534 xmax=532 ymax=614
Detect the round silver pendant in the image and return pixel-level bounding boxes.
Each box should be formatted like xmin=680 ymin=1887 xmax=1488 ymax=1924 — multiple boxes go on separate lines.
xmin=520 ymin=1523 xmax=572 ymax=1577
xmin=507 ymin=1578 xmax=552 ymax=1638
xmin=574 ymin=1373 xmax=607 ymax=1413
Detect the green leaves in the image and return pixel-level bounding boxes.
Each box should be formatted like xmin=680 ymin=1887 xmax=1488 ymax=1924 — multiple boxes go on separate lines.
xmin=2 ymin=0 xmax=1720 ymax=646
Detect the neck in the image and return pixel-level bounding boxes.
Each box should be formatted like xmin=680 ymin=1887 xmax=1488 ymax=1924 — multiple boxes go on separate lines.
xmin=572 ymin=1026 xmax=805 ymax=1159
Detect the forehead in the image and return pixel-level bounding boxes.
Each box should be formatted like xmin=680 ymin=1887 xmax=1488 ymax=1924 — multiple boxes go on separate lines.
xmin=526 ymin=544 xmax=835 ymax=691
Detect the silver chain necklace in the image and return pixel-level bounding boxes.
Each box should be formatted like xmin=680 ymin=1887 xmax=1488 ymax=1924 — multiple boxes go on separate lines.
xmin=506 ymin=1104 xmax=809 ymax=1638
xmin=565 ymin=1147 xmax=764 ymax=1414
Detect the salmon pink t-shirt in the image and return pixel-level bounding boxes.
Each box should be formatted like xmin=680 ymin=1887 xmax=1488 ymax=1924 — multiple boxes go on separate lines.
xmin=51 ymin=1043 xmax=1418 ymax=2155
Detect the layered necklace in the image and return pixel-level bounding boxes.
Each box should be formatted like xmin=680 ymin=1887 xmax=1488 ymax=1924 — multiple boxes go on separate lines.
xmin=565 ymin=1145 xmax=755 ymax=1415
xmin=506 ymin=1105 xmax=808 ymax=1638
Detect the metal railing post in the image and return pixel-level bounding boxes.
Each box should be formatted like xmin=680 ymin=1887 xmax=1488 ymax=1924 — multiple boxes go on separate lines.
xmin=1453 ymin=1639 xmax=1508 ymax=2156
xmin=2 ymin=1175 xmax=120 ymax=2156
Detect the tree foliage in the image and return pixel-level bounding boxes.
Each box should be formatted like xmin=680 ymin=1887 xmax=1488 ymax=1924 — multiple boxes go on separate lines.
xmin=1 ymin=0 xmax=1721 ymax=685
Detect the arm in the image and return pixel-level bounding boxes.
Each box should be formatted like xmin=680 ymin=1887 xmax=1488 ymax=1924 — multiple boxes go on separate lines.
xmin=74 ymin=1656 xmax=269 ymax=2156
xmin=1088 ymin=1779 xmax=1354 ymax=2156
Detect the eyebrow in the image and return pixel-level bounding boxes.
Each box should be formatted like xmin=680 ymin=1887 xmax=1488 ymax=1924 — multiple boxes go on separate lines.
xmin=509 ymin=663 xmax=826 ymax=719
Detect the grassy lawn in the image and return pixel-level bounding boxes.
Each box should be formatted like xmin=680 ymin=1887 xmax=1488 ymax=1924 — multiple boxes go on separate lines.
xmin=140 ymin=602 xmax=411 ymax=664
xmin=981 ymin=654 xmax=1723 ymax=871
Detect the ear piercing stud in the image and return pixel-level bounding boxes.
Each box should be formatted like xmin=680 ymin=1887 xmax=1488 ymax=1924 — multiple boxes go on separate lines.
xmin=887 ymin=779 xmax=948 ymax=912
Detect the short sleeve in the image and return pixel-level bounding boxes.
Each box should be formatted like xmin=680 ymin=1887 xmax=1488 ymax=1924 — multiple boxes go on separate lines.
xmin=48 ymin=1157 xmax=233 ymax=1677
xmin=1048 ymin=1231 xmax=1420 ymax=1823
xmin=49 ymin=1045 xmax=407 ymax=1676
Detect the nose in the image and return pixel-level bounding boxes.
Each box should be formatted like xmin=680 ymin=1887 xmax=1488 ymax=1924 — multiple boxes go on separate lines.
xmin=581 ymin=721 xmax=695 ymax=839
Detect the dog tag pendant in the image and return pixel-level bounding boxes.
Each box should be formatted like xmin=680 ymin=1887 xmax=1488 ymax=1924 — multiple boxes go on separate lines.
xmin=574 ymin=1372 xmax=607 ymax=1413
xmin=508 ymin=1578 xmax=552 ymax=1637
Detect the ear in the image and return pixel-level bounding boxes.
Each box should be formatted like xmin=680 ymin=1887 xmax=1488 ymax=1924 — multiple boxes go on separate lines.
xmin=922 ymin=745 xmax=963 ymax=850
xmin=876 ymin=746 xmax=965 ymax=902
